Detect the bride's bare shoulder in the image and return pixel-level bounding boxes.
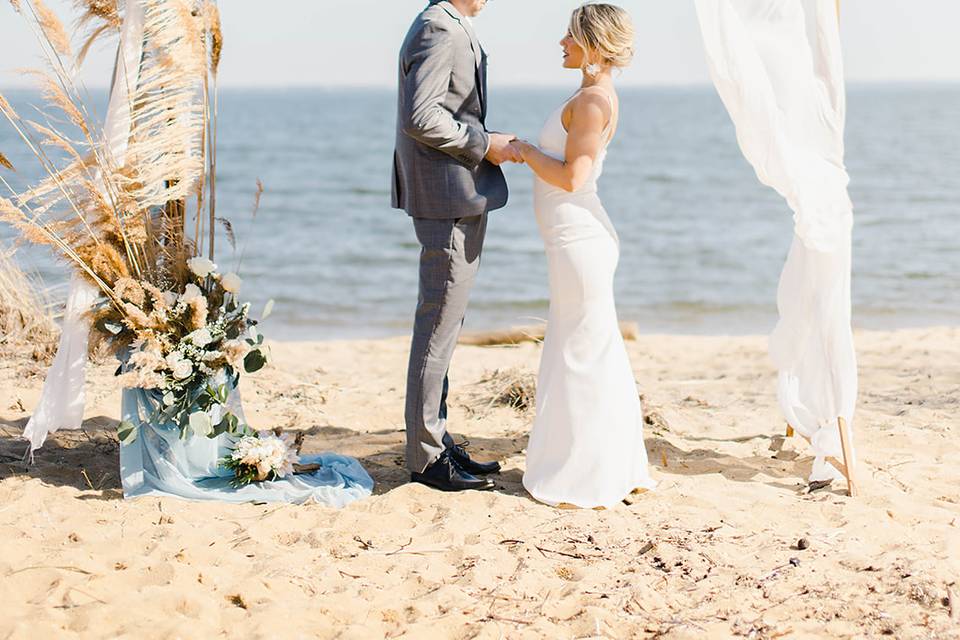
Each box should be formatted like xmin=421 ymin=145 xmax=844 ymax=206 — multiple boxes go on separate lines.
xmin=562 ymin=88 xmax=615 ymax=130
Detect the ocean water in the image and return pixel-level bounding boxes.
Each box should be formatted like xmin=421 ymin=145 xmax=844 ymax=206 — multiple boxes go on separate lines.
xmin=1 ymin=85 xmax=958 ymax=338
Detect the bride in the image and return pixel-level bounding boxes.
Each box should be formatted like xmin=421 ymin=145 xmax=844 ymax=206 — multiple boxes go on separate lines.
xmin=510 ymin=3 xmax=656 ymax=509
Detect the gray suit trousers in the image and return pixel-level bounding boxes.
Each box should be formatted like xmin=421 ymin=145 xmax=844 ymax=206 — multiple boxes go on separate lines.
xmin=405 ymin=214 xmax=487 ymax=472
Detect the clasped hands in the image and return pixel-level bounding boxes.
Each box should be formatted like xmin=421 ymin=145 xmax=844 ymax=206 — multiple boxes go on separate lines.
xmin=486 ymin=132 xmax=531 ymax=166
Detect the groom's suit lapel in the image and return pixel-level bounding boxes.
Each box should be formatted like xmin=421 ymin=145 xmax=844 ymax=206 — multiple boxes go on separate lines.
xmin=435 ymin=1 xmax=487 ymax=121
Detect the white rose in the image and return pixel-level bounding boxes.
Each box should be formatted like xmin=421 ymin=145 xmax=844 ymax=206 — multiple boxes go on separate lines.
xmin=166 ymin=352 xmax=194 ymax=380
xmin=187 ymin=327 xmax=214 ymax=347
xmin=187 ymin=257 xmax=217 ymax=279
xmin=162 ymin=291 xmax=178 ymax=307
xmin=221 ymin=272 xmax=242 ymax=294
xmin=173 ymin=360 xmax=193 ymax=380
xmin=180 ymin=283 xmax=203 ymax=305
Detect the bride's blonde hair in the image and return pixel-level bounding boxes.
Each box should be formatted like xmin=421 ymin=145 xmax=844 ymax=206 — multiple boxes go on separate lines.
xmin=569 ymin=3 xmax=635 ymax=70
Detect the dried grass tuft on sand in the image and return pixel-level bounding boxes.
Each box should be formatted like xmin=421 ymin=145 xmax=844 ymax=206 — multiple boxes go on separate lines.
xmin=466 ymin=367 xmax=537 ymax=415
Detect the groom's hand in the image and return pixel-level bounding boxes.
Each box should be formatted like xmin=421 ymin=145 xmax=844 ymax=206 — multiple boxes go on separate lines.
xmin=486 ymin=132 xmax=523 ymax=165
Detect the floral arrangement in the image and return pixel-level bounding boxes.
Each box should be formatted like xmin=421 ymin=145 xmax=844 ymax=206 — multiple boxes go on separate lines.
xmin=112 ymin=256 xmax=269 ymax=444
xmin=0 ymin=1 xmax=296 ymax=487
xmin=221 ymin=431 xmax=300 ymax=487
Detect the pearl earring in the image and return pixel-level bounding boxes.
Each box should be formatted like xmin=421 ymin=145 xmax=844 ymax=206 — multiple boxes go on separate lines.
xmin=585 ymin=63 xmax=601 ymax=77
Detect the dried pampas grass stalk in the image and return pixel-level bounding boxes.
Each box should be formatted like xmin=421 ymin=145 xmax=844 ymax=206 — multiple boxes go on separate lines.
xmin=73 ymin=1 xmax=121 ymax=65
xmin=74 ymin=0 xmax=120 ymax=27
xmin=32 ymin=71 xmax=90 ymax=135
xmin=216 ymin=216 xmax=235 ymax=250
xmin=33 ymin=0 xmax=73 ymax=57
xmin=0 ymin=247 xmax=59 ymax=361
xmin=3 ymin=0 xmax=226 ymax=352
xmin=234 ymin=179 xmax=264 ymax=271
xmin=204 ymin=2 xmax=223 ymax=76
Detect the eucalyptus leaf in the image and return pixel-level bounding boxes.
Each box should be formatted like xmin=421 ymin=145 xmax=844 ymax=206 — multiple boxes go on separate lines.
xmin=212 ymin=415 xmax=229 ymax=437
xmin=214 ymin=412 xmax=240 ymax=437
xmin=189 ymin=411 xmax=213 ymax=437
xmin=188 ymin=385 xmax=206 ymax=406
xmin=104 ymin=322 xmax=124 ymax=335
xmin=117 ymin=420 xmax=138 ymax=445
xmin=261 ymin=299 xmax=274 ymax=321
xmin=244 ymin=349 xmax=267 ymax=373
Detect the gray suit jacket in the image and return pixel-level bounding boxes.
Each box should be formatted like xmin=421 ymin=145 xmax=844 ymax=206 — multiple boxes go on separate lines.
xmin=392 ymin=0 xmax=508 ymax=219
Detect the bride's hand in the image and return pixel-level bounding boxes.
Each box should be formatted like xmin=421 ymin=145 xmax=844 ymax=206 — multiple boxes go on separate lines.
xmin=509 ymin=139 xmax=532 ymax=164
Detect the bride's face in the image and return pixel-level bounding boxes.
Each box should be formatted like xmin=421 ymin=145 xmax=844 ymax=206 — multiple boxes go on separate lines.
xmin=560 ymin=31 xmax=586 ymax=70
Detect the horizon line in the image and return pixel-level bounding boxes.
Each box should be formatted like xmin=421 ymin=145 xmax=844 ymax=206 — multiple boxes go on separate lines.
xmin=3 ymin=79 xmax=959 ymax=92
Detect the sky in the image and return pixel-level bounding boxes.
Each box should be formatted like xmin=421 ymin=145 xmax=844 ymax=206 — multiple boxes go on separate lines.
xmin=2 ymin=0 xmax=959 ymax=89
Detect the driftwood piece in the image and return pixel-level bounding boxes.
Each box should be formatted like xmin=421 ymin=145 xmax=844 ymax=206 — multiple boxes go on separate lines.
xmin=293 ymin=463 xmax=321 ymax=475
xmin=459 ymin=322 xmax=639 ymax=347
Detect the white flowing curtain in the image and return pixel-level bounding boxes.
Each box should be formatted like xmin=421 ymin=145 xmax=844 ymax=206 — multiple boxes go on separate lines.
xmin=22 ymin=2 xmax=147 ymax=454
xmin=695 ymin=0 xmax=857 ymax=481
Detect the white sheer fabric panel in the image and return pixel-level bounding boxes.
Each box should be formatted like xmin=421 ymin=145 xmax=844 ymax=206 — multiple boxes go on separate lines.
xmin=695 ymin=0 xmax=857 ymax=480
xmin=22 ymin=2 xmax=146 ymax=454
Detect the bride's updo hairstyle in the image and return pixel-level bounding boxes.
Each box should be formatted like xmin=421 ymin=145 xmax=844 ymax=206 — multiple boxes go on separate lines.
xmin=569 ymin=3 xmax=635 ymax=70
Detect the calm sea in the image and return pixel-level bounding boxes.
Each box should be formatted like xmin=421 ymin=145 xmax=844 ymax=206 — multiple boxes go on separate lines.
xmin=2 ymin=85 xmax=958 ymax=338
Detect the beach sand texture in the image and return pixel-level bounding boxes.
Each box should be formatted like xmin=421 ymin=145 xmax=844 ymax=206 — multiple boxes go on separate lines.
xmin=1 ymin=327 xmax=958 ymax=639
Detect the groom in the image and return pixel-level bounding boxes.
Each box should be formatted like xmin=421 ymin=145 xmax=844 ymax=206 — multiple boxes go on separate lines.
xmin=393 ymin=0 xmax=520 ymax=492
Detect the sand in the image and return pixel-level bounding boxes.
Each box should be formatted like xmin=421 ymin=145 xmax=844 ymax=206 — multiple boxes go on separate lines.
xmin=0 ymin=327 xmax=958 ymax=639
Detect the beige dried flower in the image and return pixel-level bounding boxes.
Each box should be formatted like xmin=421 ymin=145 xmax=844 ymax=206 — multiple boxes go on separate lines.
xmin=122 ymin=302 xmax=150 ymax=329
xmin=113 ymin=277 xmax=146 ymax=306
xmin=222 ymin=340 xmax=251 ymax=368
xmin=187 ymin=296 xmax=208 ymax=330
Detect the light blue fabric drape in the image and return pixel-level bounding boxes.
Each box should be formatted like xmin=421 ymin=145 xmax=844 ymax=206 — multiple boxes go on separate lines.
xmin=119 ymin=385 xmax=373 ymax=506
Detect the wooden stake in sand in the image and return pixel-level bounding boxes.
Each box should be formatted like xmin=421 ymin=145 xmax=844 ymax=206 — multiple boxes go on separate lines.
xmin=786 ymin=419 xmax=858 ymax=497
xmin=837 ymin=417 xmax=858 ymax=497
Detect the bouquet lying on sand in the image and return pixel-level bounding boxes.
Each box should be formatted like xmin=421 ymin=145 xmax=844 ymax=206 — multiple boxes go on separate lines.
xmin=0 ymin=0 xmax=292 ymax=486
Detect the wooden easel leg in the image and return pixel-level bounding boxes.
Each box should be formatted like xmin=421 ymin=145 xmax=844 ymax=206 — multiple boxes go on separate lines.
xmin=786 ymin=423 xmax=795 ymax=438
xmin=837 ymin=416 xmax=858 ymax=497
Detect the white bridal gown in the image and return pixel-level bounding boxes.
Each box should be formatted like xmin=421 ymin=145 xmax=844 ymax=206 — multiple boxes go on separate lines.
xmin=522 ymin=92 xmax=656 ymax=508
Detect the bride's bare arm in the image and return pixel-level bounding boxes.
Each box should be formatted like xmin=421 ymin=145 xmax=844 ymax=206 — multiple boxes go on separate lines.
xmin=512 ymin=92 xmax=610 ymax=193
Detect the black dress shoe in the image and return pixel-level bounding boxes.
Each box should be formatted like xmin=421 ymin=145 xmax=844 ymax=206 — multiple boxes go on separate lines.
xmin=411 ymin=450 xmax=495 ymax=492
xmin=449 ymin=441 xmax=501 ymax=475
